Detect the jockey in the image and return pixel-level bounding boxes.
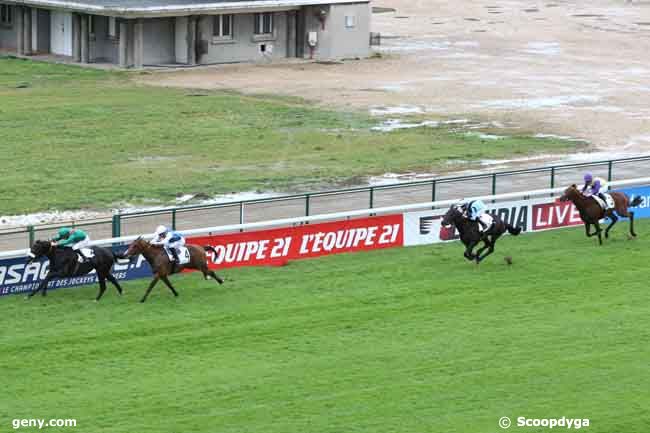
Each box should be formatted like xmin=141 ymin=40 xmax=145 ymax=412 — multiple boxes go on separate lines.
xmin=581 ymin=172 xmax=609 ymax=205
xmin=464 ymin=199 xmax=492 ymax=231
xmin=51 ymin=227 xmax=91 ymax=262
xmin=151 ymin=225 xmax=185 ymax=264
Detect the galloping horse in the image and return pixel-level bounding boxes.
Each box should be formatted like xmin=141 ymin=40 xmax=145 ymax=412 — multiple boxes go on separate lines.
xmin=441 ymin=204 xmax=522 ymax=263
xmin=559 ymin=184 xmax=642 ymax=245
xmin=26 ymin=240 xmax=124 ymax=300
xmin=122 ymin=237 xmax=224 ymax=303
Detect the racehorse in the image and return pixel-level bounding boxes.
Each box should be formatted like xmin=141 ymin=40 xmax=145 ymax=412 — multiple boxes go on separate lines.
xmin=122 ymin=237 xmax=224 ymax=303
xmin=441 ymin=204 xmax=522 ymax=263
xmin=26 ymin=240 xmax=124 ymax=300
xmin=559 ymin=184 xmax=642 ymax=245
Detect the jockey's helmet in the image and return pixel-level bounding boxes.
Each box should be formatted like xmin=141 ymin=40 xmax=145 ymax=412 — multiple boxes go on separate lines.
xmin=154 ymin=225 xmax=168 ymax=237
xmin=583 ymin=172 xmax=593 ymax=183
xmin=57 ymin=227 xmax=71 ymax=239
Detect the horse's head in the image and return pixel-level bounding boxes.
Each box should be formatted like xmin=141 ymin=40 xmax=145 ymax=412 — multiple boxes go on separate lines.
xmin=441 ymin=204 xmax=464 ymax=228
xmin=27 ymin=240 xmax=52 ymax=264
xmin=123 ymin=237 xmax=149 ymax=258
xmin=559 ymin=184 xmax=579 ymax=202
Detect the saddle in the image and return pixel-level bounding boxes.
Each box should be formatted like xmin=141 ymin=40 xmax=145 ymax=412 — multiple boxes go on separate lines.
xmin=591 ymin=193 xmax=614 ymax=210
xmin=477 ymin=213 xmax=494 ymax=233
xmin=166 ymin=246 xmax=191 ymax=265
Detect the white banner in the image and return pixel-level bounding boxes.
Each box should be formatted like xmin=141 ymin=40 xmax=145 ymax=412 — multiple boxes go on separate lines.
xmin=402 ymin=197 xmax=550 ymax=246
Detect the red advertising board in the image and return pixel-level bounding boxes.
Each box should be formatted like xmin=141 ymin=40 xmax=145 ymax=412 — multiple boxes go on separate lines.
xmin=188 ymin=214 xmax=403 ymax=269
xmin=532 ymin=200 xmax=582 ymax=230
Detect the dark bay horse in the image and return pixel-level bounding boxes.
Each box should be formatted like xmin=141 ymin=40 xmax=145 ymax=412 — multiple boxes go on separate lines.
xmin=122 ymin=237 xmax=224 ymax=303
xmin=441 ymin=204 xmax=522 ymax=263
xmin=559 ymin=184 xmax=642 ymax=245
xmin=26 ymin=240 xmax=124 ymax=300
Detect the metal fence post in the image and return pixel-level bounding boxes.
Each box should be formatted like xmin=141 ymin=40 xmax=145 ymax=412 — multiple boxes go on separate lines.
xmin=239 ymin=202 xmax=244 ymax=225
xmin=431 ymin=180 xmax=436 ymax=202
xmin=27 ymin=225 xmax=35 ymax=247
xmin=608 ymin=160 xmax=613 ymax=182
xmin=550 ymin=166 xmax=555 ymax=189
xmin=305 ymin=194 xmax=310 ymax=217
xmin=491 ymin=174 xmax=497 ymax=202
xmin=111 ymin=213 xmax=121 ymax=238
xmin=369 ymin=187 xmax=374 ymax=209
xmin=171 ymin=209 xmax=177 ymax=230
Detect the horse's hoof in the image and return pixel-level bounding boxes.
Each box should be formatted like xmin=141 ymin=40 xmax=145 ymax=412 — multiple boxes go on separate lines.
xmin=140 ymin=299 xmax=146 ymax=303
xmin=217 ymin=278 xmax=224 ymax=285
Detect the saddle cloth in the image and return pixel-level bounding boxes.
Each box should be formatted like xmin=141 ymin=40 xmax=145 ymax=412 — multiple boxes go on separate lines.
xmin=592 ymin=193 xmax=614 ymax=210
xmin=76 ymin=248 xmax=95 ymax=262
xmin=166 ymin=246 xmax=191 ymax=265
xmin=478 ymin=213 xmax=494 ymax=233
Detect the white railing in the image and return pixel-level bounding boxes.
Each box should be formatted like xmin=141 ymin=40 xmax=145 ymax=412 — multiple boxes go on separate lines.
xmin=2 ymin=176 xmax=649 ymax=259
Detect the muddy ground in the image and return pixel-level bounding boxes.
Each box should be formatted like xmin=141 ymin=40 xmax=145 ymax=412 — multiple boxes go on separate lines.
xmin=144 ymin=0 xmax=650 ymax=155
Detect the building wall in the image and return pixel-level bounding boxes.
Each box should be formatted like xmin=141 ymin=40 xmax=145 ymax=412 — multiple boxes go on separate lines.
xmin=301 ymin=2 xmax=369 ymax=60
xmin=90 ymin=15 xmax=119 ymax=63
xmin=34 ymin=9 xmax=49 ymax=53
xmin=0 ymin=3 xmax=18 ymax=49
xmin=198 ymin=11 xmax=288 ymax=64
xmin=143 ymin=17 xmax=175 ymax=65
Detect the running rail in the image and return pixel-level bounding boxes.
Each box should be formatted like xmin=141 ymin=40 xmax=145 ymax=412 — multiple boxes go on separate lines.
xmin=2 ymin=176 xmax=649 ymax=259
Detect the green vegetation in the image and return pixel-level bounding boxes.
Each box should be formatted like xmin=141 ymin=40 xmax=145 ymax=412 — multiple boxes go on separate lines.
xmin=1 ymin=223 xmax=648 ymax=433
xmin=1 ymin=57 xmax=576 ymax=213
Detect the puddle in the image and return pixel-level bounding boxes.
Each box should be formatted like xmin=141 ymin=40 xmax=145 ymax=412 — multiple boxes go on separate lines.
xmin=479 ymin=95 xmax=601 ymax=109
xmin=371 ymin=119 xmax=439 ymax=132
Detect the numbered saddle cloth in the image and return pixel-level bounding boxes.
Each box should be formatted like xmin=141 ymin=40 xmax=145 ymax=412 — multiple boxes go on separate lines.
xmin=592 ymin=193 xmax=614 ymax=210
xmin=167 ymin=246 xmax=191 ymax=265
xmin=478 ymin=213 xmax=494 ymax=232
xmin=77 ymin=248 xmax=95 ymax=262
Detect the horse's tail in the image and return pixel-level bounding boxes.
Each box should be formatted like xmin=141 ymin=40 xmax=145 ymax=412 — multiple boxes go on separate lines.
xmin=506 ymin=224 xmax=522 ymax=236
xmin=204 ymin=245 xmax=219 ymax=259
xmin=630 ymin=195 xmax=643 ymax=208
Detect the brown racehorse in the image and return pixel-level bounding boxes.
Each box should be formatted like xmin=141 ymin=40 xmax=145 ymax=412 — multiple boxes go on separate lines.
xmin=559 ymin=184 xmax=642 ymax=245
xmin=123 ymin=237 xmax=224 ymax=303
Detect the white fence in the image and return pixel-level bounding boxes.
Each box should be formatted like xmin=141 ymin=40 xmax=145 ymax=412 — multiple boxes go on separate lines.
xmin=2 ymin=176 xmax=649 ymax=260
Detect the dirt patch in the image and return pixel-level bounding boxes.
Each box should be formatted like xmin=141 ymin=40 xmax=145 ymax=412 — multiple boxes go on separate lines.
xmin=141 ymin=0 xmax=650 ymax=156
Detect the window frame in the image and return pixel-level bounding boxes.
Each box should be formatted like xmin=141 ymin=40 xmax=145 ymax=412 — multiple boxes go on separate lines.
xmin=0 ymin=4 xmax=13 ymax=27
xmin=345 ymin=14 xmax=356 ymax=29
xmin=253 ymin=12 xmax=273 ymax=36
xmin=212 ymin=14 xmax=234 ymax=40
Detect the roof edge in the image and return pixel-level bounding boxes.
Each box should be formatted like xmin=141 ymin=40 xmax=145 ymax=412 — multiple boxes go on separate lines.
xmin=4 ymin=0 xmax=369 ymax=17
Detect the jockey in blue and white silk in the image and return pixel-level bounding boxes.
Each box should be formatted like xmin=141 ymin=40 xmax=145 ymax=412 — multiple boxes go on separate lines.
xmin=150 ymin=225 xmax=185 ymax=263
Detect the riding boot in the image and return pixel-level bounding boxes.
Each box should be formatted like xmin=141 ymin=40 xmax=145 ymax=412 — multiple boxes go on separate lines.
xmin=170 ymin=248 xmax=180 ymax=272
xmin=76 ymin=251 xmax=86 ymax=263
xmin=598 ymin=193 xmax=607 ymax=208
xmin=478 ymin=219 xmax=488 ymax=232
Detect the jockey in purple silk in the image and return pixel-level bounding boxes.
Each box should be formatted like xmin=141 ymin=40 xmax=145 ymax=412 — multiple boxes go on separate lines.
xmin=581 ymin=172 xmax=609 ymax=206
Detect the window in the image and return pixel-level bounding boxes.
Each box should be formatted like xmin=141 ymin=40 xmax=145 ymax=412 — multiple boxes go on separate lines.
xmin=0 ymin=5 xmax=13 ymax=26
xmin=254 ymin=12 xmax=273 ymax=35
xmin=345 ymin=15 xmax=356 ymax=28
xmin=213 ymin=14 xmax=233 ymax=39
xmin=108 ymin=17 xmax=118 ymax=39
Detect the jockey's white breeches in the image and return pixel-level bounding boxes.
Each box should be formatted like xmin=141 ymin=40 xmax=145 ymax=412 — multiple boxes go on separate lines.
xmin=71 ymin=238 xmax=91 ymax=250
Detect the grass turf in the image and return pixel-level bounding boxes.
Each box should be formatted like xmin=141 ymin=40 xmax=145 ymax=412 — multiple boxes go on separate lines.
xmin=0 ymin=57 xmax=577 ymax=214
xmin=1 ymin=221 xmax=649 ymax=433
